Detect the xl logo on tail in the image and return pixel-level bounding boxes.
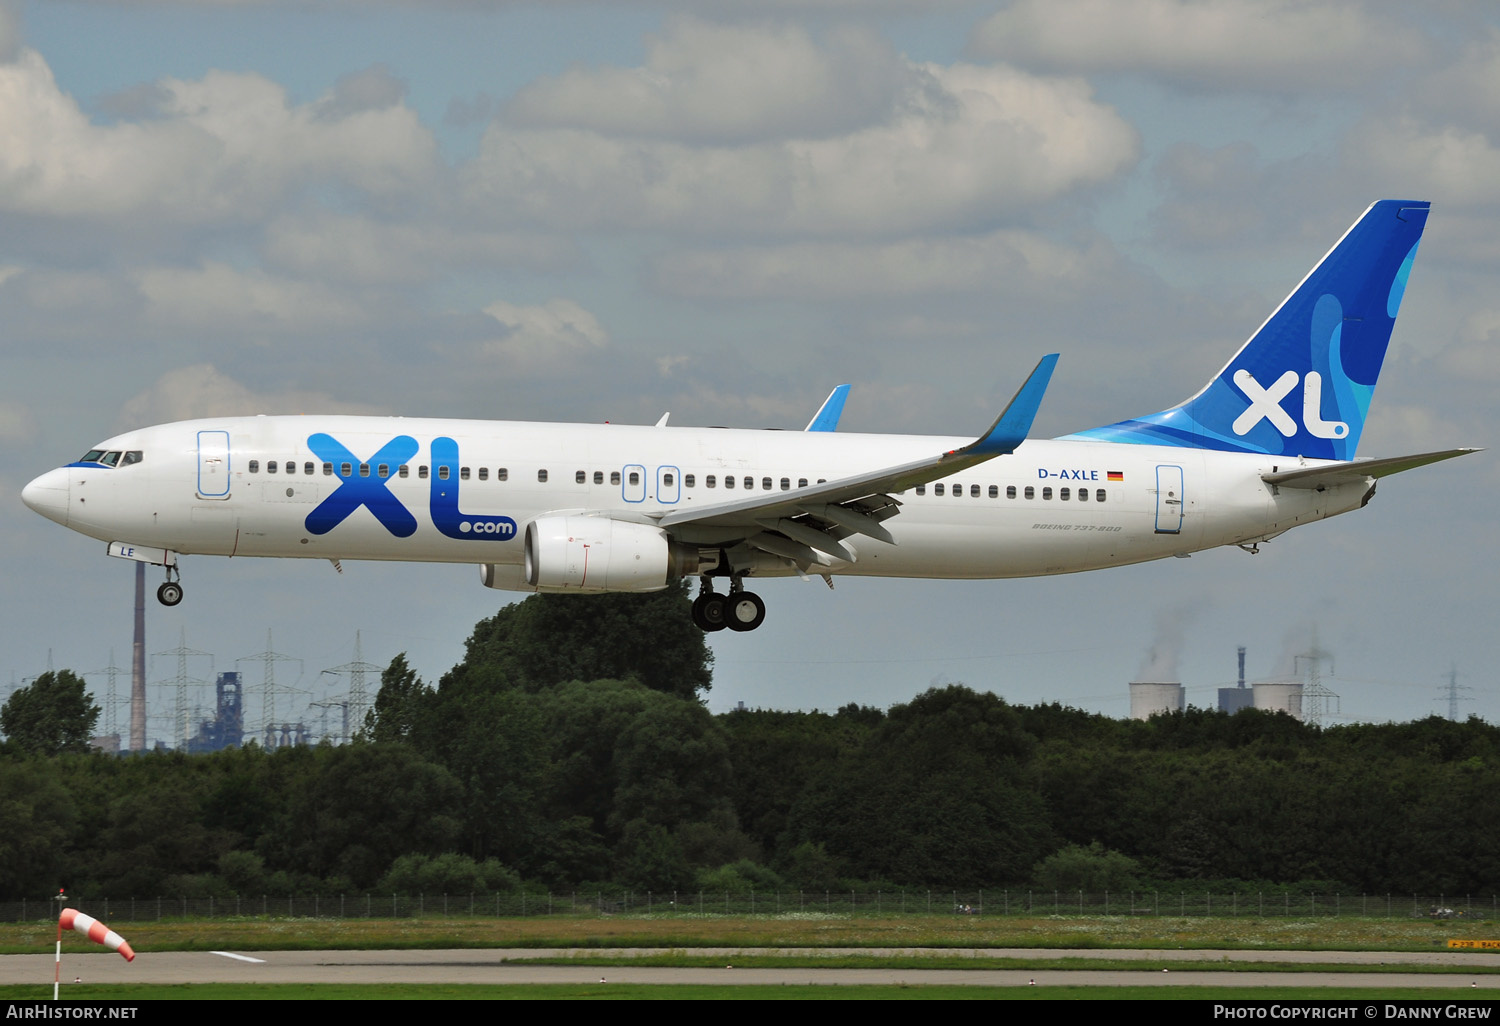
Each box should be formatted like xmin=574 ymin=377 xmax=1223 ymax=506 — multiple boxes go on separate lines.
xmin=1231 ymin=370 xmax=1348 ymax=440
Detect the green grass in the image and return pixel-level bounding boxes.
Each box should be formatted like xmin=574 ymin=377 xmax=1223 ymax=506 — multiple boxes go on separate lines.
xmin=3 ymin=983 xmax=1496 ymax=1001
xmin=511 ymin=953 xmax=1500 ymax=974
xmin=1 ymin=913 xmax=1491 ymax=956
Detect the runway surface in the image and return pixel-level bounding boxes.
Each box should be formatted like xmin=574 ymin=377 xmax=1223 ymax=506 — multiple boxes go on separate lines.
xmin=5 ymin=947 xmax=1498 ymax=989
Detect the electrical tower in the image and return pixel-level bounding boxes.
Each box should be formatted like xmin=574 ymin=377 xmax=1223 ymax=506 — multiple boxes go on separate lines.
xmin=84 ymin=649 xmax=129 ymax=740
xmin=237 ymin=630 xmax=304 ymax=744
xmin=319 ymin=631 xmax=381 ymax=743
xmin=1295 ymin=635 xmax=1339 ymax=726
xmin=1439 ymin=664 xmax=1472 ymax=721
xmin=151 ymin=629 xmax=214 ymax=749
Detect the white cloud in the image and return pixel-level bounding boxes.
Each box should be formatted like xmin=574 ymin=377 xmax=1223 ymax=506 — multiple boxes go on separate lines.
xmin=135 ymin=262 xmax=368 ymax=332
xmin=971 ymin=0 xmax=1422 ymax=92
xmin=651 ymin=229 xmax=1125 ymax=299
xmin=0 ymin=51 xmax=438 ymax=223
xmin=506 ymin=18 xmax=910 ymax=144
xmin=467 ymin=61 xmax=1138 ymax=238
xmin=1342 ymin=117 xmax=1500 ymax=210
xmin=479 ymin=298 xmax=608 ymax=367
xmin=117 ymin=364 xmax=379 ymax=429
xmin=261 ymin=213 xmax=577 ymax=285
xmin=0 ymin=400 xmax=36 ymax=443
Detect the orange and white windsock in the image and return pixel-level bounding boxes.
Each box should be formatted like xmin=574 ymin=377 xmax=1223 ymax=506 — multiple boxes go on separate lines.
xmin=59 ymin=908 xmax=134 ymax=961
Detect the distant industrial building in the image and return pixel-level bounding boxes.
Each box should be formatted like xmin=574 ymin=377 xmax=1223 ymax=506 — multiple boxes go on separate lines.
xmin=1130 ymin=681 xmax=1185 ymax=720
xmin=185 ymin=672 xmax=245 ymax=753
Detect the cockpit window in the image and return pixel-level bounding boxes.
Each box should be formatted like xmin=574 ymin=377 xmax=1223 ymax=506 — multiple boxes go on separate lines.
xmin=76 ymin=448 xmax=142 ymax=467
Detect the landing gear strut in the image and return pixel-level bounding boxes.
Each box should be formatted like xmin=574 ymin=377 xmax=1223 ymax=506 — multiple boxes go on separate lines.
xmin=691 ymin=575 xmax=765 ymax=633
xmin=156 ymin=565 xmax=183 ymax=607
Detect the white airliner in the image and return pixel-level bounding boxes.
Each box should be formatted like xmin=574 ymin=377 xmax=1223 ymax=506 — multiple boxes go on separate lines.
xmin=22 ymin=201 xmax=1476 ymax=632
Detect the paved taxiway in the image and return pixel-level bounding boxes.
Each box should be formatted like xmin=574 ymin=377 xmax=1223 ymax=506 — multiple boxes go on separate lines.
xmin=4 ymin=947 xmax=1498 ymax=989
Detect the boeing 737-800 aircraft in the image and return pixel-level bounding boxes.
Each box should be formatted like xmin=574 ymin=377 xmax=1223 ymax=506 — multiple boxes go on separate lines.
xmin=21 ymin=201 xmax=1476 ymax=632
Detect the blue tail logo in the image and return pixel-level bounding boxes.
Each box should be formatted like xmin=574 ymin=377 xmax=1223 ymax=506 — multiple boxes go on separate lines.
xmin=1067 ymin=200 xmax=1429 ymax=460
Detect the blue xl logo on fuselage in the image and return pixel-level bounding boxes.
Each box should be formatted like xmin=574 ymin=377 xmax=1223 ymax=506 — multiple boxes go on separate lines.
xmin=305 ymin=434 xmax=420 ymax=537
xmin=303 ymin=433 xmax=516 ymax=541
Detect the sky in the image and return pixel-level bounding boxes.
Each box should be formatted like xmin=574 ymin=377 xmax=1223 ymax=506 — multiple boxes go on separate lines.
xmin=2 ymin=0 xmax=1497 ymax=745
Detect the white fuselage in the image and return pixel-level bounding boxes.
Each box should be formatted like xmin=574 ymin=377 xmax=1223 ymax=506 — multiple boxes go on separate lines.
xmin=27 ymin=415 xmax=1369 ymax=584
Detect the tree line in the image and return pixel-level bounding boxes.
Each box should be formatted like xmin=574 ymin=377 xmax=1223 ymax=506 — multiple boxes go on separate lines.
xmin=3 ymin=583 xmax=1497 ymax=901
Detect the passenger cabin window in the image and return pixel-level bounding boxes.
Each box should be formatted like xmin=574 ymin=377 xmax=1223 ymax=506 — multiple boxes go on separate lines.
xmin=988 ymin=485 xmax=998 ymax=498
xmin=594 ymin=471 xmax=604 ymax=485
xmin=460 ymin=467 xmax=470 ymax=480
xmin=1078 ymin=488 xmax=1089 ymax=502
xmin=1042 ymin=487 xmax=1052 ymax=500
xmin=267 ymin=461 xmax=278 ymax=474
xmin=1024 ymin=486 xmax=1034 ymax=499
xmin=438 ymin=466 xmax=450 ymax=481
xmin=664 ymin=472 xmax=675 ymax=487
xmin=706 ymin=475 xmax=717 ymax=488
xmin=915 ymin=484 xmax=926 ymax=495
xmin=303 ymin=462 xmax=314 ymax=475
xmin=576 ymin=470 xmax=586 ymax=484
xmin=971 ymin=485 xmax=980 ymax=498
xmin=341 ymin=462 xmax=353 ymax=478
xmin=359 ymin=463 xmax=370 ymax=478
xmin=538 ymin=470 xmax=548 ymax=483
xmin=610 ymin=471 xmax=620 ymax=485
xmin=724 ymin=476 xmax=735 ymax=489
xmin=418 ymin=466 xmax=429 ymax=479
xmin=799 ymin=478 xmax=808 ymax=488
xmin=685 ymin=474 xmax=695 ymax=487
xmin=780 ymin=477 xmax=790 ymax=490
xmin=380 ymin=464 xmax=391 ymax=479
xmin=628 ymin=471 xmax=638 ymax=485
xmin=249 ymin=460 xmax=260 ymax=473
xmin=762 ymin=477 xmax=772 ymax=490
xmin=1007 ymin=485 xmax=1016 ymax=498
xmin=1096 ymin=489 xmax=1106 ymax=502
xmin=1060 ymin=487 xmax=1070 ymax=500
xmin=399 ymin=465 xmax=409 ymax=478
xmin=934 ymin=484 xmax=944 ymax=496
xmin=478 ymin=467 xmax=488 ymax=481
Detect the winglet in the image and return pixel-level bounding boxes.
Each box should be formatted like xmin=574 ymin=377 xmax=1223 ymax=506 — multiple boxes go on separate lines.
xmin=806 ymin=384 xmax=851 ymax=432
xmin=951 ymin=354 xmax=1058 ymax=457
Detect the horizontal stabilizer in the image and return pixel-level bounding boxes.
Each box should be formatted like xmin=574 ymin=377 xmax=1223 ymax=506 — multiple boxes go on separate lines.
xmin=1263 ymin=448 xmax=1481 ymax=489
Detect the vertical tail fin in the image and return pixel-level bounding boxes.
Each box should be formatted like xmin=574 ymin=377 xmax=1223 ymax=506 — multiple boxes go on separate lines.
xmin=1068 ymin=200 xmax=1429 ymax=460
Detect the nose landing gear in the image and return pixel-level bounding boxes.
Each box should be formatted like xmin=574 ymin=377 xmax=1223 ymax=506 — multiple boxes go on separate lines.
xmin=156 ymin=566 xmax=183 ymax=607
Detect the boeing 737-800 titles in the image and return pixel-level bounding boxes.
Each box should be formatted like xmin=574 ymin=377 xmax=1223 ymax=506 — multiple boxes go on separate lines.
xmin=22 ymin=201 xmax=1477 ymax=632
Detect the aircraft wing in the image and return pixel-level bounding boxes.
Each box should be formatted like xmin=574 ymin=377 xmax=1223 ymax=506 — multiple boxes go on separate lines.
xmin=1262 ymin=448 xmax=1481 ymax=489
xmin=650 ymin=355 xmax=1058 ymax=564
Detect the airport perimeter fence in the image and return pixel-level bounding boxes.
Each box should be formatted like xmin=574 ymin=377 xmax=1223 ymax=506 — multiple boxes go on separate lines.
xmin=0 ymin=890 xmax=1494 ymax=924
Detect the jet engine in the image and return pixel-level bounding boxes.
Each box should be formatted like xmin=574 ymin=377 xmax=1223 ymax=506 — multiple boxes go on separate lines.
xmin=522 ymin=516 xmax=699 ymax=593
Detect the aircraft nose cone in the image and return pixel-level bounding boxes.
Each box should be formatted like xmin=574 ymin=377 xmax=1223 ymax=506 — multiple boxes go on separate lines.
xmin=21 ymin=467 xmax=69 ymax=526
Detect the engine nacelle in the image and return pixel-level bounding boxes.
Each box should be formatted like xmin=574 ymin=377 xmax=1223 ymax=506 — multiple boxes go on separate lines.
xmin=522 ymin=516 xmax=699 ymax=593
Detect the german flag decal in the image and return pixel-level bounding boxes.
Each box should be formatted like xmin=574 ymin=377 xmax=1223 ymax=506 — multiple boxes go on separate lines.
xmin=1107 ymin=471 xmax=1124 ymax=481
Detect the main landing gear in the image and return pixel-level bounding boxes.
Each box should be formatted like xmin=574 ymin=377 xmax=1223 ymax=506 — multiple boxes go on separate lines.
xmin=692 ymin=577 xmax=766 ymax=633
xmin=156 ymin=565 xmax=183 ymax=607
